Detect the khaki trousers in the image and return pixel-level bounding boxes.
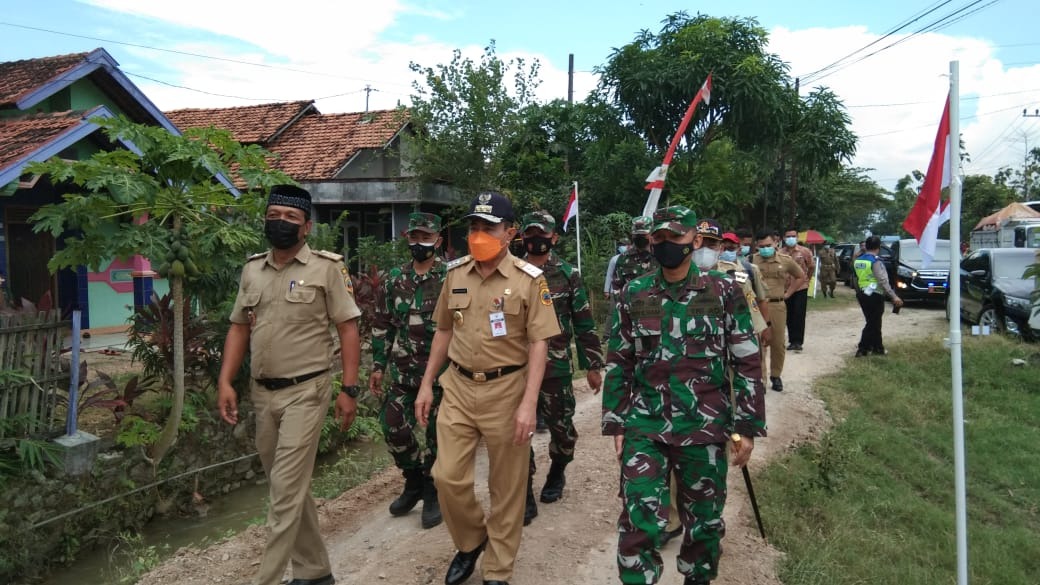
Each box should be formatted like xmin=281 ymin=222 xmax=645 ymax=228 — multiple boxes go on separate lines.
xmin=434 ymin=366 xmax=530 ymax=582
xmin=251 ymin=374 xmax=332 ymax=585
xmin=765 ymin=300 xmax=787 ymax=378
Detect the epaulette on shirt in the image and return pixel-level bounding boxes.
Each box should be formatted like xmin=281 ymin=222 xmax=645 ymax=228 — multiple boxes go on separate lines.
xmin=447 ymin=255 xmax=473 ymax=270
xmin=313 ymin=250 xmax=344 ymax=262
xmin=514 ymin=258 xmax=544 ymax=278
xmin=247 ymin=252 xmax=267 ymax=262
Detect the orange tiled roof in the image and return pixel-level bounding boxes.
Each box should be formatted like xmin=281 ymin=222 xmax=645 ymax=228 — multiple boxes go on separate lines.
xmin=0 ymin=110 xmax=88 ymax=170
xmin=165 ymin=101 xmax=317 ymax=144
xmin=267 ymin=109 xmax=409 ymax=180
xmin=0 ymin=52 xmax=90 ymax=108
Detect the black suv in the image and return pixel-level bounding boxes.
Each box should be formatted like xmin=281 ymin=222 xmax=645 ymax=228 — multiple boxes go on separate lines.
xmin=834 ymin=243 xmax=857 ymax=286
xmin=884 ymin=239 xmax=951 ymax=302
xmin=954 ymin=247 xmax=1039 ymax=340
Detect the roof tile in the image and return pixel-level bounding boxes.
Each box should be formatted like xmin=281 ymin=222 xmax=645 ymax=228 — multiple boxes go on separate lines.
xmin=165 ymin=101 xmax=316 ymax=144
xmin=0 ymin=52 xmax=90 ymax=108
xmin=268 ymin=109 xmax=408 ymax=180
xmin=0 ymin=110 xmax=89 ymax=171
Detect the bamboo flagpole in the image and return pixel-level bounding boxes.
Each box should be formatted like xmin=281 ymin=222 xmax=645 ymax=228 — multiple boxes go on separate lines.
xmin=563 ymin=182 xmax=581 ymax=274
xmin=642 ymin=74 xmax=712 ymax=216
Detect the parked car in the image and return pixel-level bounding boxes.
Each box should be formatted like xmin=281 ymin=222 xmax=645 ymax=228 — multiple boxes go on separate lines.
xmin=954 ymin=247 xmax=1039 ymax=340
xmin=885 ymin=239 xmax=951 ymax=302
xmin=834 ymin=243 xmax=857 ymax=285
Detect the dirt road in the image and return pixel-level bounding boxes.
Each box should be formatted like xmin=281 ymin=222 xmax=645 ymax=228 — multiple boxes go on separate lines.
xmin=140 ymin=289 xmax=948 ymax=585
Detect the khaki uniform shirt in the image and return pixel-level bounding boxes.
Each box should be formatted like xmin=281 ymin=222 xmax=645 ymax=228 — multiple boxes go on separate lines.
xmin=752 ymin=252 xmax=805 ymax=302
xmin=716 ymin=259 xmax=768 ymax=334
xmin=784 ymin=244 xmax=815 ymax=292
xmin=433 ymin=253 xmax=561 ymax=371
xmin=230 ymin=244 xmax=362 ymax=379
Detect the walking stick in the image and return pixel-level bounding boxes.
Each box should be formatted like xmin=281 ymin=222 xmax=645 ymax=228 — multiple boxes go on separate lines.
xmin=731 ymin=436 xmax=766 ymax=541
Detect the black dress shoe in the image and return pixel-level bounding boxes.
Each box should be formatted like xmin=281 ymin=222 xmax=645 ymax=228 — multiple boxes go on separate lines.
xmin=770 ymin=377 xmax=783 ymax=392
xmin=445 ymin=539 xmax=487 ymax=585
xmin=660 ymin=527 xmax=682 ymax=546
xmin=484 ymin=581 xmax=509 ymax=585
xmin=284 ymin=575 xmax=335 ymax=585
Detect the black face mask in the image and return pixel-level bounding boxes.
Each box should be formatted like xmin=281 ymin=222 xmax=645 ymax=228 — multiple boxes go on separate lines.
xmin=265 ymin=219 xmax=302 ymax=250
xmin=523 ymin=235 xmax=553 ymax=255
xmin=652 ymin=240 xmax=693 ymax=269
xmin=409 ymin=242 xmax=436 ymax=262
xmin=632 ymin=235 xmax=650 ymax=249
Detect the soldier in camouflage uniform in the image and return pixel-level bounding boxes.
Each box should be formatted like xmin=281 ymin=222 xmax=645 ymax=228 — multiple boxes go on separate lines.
xmin=611 ymin=215 xmax=659 ymax=297
xmin=602 ymin=206 xmax=767 ymax=585
xmin=519 ymin=210 xmax=605 ymax=526
xmin=370 ymin=212 xmax=447 ymax=529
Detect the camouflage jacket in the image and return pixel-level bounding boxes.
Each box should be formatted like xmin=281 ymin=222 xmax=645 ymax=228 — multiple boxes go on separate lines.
xmin=601 ymin=263 xmax=767 ymax=444
xmin=530 ymin=251 xmax=604 ymax=379
xmin=371 ymin=258 xmax=447 ymax=387
xmin=611 ymin=247 xmax=658 ymax=296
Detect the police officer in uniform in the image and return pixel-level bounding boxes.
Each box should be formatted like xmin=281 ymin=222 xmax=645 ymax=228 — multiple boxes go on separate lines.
xmin=217 ymin=185 xmax=362 ymax=585
xmin=751 ymin=229 xmax=805 ymax=392
xmin=602 ymin=205 xmax=766 ymax=585
xmin=519 ymin=210 xmax=604 ymax=525
xmin=370 ymin=212 xmax=447 ymax=529
xmin=611 ymin=215 xmax=658 ymax=296
xmin=853 ymin=235 xmax=902 ymax=356
xmin=416 ymin=192 xmax=561 ymax=585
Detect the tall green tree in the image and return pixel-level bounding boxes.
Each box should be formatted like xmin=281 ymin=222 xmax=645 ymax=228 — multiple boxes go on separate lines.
xmin=408 ymin=42 xmax=540 ymax=195
xmin=29 ymin=116 xmax=289 ymax=467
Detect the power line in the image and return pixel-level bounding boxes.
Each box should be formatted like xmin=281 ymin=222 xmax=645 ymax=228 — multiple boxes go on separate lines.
xmin=857 ymin=101 xmax=1037 ymax=139
xmin=847 ymin=87 xmax=1040 ymax=109
xmin=0 ymin=20 xmax=413 ymax=89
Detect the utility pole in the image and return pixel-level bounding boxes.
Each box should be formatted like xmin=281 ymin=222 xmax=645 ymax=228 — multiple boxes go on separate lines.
xmin=789 ymin=77 xmax=801 ymax=227
xmin=363 ymin=85 xmax=375 ymax=112
xmin=1021 ymin=108 xmax=1039 ymax=199
xmin=567 ymin=54 xmax=574 ymax=104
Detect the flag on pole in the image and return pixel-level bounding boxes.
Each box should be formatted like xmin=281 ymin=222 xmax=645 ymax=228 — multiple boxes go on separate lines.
xmin=642 ymin=73 xmax=712 ymax=217
xmin=563 ymin=186 xmax=578 ymax=232
xmin=902 ymin=93 xmax=952 ymax=268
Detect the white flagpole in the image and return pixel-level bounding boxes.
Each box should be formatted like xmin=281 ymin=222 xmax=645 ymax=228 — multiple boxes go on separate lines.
xmin=947 ymin=59 xmax=968 ymax=585
xmin=574 ymin=181 xmax=582 ymax=275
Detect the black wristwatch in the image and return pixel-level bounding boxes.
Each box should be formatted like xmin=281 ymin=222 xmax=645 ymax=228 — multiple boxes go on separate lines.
xmin=342 ymin=384 xmax=361 ymax=398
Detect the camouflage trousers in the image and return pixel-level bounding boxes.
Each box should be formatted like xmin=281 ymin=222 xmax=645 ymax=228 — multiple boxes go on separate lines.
xmin=529 ymin=375 xmax=577 ymax=475
xmin=616 ymin=435 xmax=728 ymax=584
xmin=379 ymin=382 xmax=442 ymax=472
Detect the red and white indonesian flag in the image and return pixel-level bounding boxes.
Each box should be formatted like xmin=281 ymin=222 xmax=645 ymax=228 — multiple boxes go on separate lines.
xmin=642 ymin=74 xmax=713 ymax=217
xmin=563 ymin=186 xmax=578 ymax=232
xmin=902 ymin=93 xmax=952 ymax=268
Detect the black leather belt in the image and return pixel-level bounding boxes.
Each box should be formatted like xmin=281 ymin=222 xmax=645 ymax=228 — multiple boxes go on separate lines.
xmin=768 ymin=297 xmax=785 ymax=302
xmin=255 ymin=369 xmax=327 ymax=390
xmin=451 ymin=361 xmax=523 ymax=383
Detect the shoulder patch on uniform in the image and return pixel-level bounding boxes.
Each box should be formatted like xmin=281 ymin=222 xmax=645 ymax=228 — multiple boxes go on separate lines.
xmin=247 ymin=252 xmax=267 ymax=261
xmin=340 ymin=266 xmax=354 ymax=295
xmin=539 ymin=278 xmax=552 ymax=306
xmin=447 ymin=255 xmax=472 ymax=270
xmin=514 ymin=258 xmax=544 ymax=278
xmin=314 ymin=249 xmax=344 ymax=261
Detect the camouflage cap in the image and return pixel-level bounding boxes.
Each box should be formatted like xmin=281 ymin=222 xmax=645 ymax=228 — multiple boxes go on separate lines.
xmin=520 ymin=210 xmax=556 ymax=233
xmin=631 ymin=215 xmax=653 ymax=235
xmin=407 ymin=212 xmax=442 ymax=233
xmin=651 ymin=206 xmax=698 ymax=235
xmin=696 ymin=218 xmax=723 ymax=240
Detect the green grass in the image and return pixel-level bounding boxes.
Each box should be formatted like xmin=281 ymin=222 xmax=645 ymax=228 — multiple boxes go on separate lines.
xmin=759 ymin=334 xmax=1040 ymax=585
xmin=806 ymin=287 xmax=859 ymax=311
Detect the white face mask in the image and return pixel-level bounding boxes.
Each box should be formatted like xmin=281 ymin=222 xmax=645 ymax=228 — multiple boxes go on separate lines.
xmin=693 ymin=247 xmax=720 ymax=271
xmin=784 ymin=236 xmax=797 ymax=247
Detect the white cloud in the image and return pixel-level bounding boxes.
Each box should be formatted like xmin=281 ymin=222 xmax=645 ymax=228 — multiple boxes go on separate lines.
xmin=769 ymin=26 xmax=1040 ymax=191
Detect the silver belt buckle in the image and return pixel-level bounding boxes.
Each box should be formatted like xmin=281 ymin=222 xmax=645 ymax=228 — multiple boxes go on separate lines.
xmin=473 ymin=371 xmax=487 ymax=383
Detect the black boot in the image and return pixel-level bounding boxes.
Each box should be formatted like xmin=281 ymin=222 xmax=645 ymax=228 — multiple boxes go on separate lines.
xmin=421 ymin=473 xmax=442 ymax=529
xmin=539 ymin=460 xmax=567 ymax=503
xmin=523 ymin=474 xmax=538 ymax=526
xmin=389 ymin=468 xmax=424 ymax=516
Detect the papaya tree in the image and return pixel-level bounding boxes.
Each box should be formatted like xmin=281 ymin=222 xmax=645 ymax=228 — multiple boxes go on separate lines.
xmin=29 ymin=115 xmax=290 ymax=467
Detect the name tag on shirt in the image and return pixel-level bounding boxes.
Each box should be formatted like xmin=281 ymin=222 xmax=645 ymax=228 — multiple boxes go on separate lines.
xmin=489 ymin=311 xmax=507 ymax=337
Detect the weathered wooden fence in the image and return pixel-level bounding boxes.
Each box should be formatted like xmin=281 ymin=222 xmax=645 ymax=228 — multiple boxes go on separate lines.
xmin=0 ymin=310 xmax=69 ymax=438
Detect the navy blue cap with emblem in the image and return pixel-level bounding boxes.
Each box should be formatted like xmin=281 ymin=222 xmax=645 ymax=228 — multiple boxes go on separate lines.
xmin=464 ymin=191 xmax=515 ymax=224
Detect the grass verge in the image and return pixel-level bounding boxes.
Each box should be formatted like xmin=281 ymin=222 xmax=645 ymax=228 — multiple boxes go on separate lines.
xmin=759 ymin=334 xmax=1040 ymax=585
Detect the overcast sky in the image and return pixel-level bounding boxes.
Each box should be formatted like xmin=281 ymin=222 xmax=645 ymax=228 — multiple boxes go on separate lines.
xmin=2 ymin=0 xmax=1039 ymax=195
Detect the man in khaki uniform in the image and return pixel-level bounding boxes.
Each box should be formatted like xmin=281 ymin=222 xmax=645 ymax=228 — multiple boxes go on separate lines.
xmin=217 ymin=185 xmax=362 ymax=585
xmin=782 ymin=227 xmax=815 ymax=351
xmin=751 ymin=229 xmax=805 ymax=393
xmin=416 ymin=192 xmax=561 ymax=585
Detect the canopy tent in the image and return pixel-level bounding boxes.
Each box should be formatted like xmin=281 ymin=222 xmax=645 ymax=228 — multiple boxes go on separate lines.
xmin=973 ymin=202 xmax=1040 ymax=231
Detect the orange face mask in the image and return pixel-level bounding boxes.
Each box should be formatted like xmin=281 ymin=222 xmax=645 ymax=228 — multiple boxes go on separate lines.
xmin=469 ymin=230 xmax=507 ymax=262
